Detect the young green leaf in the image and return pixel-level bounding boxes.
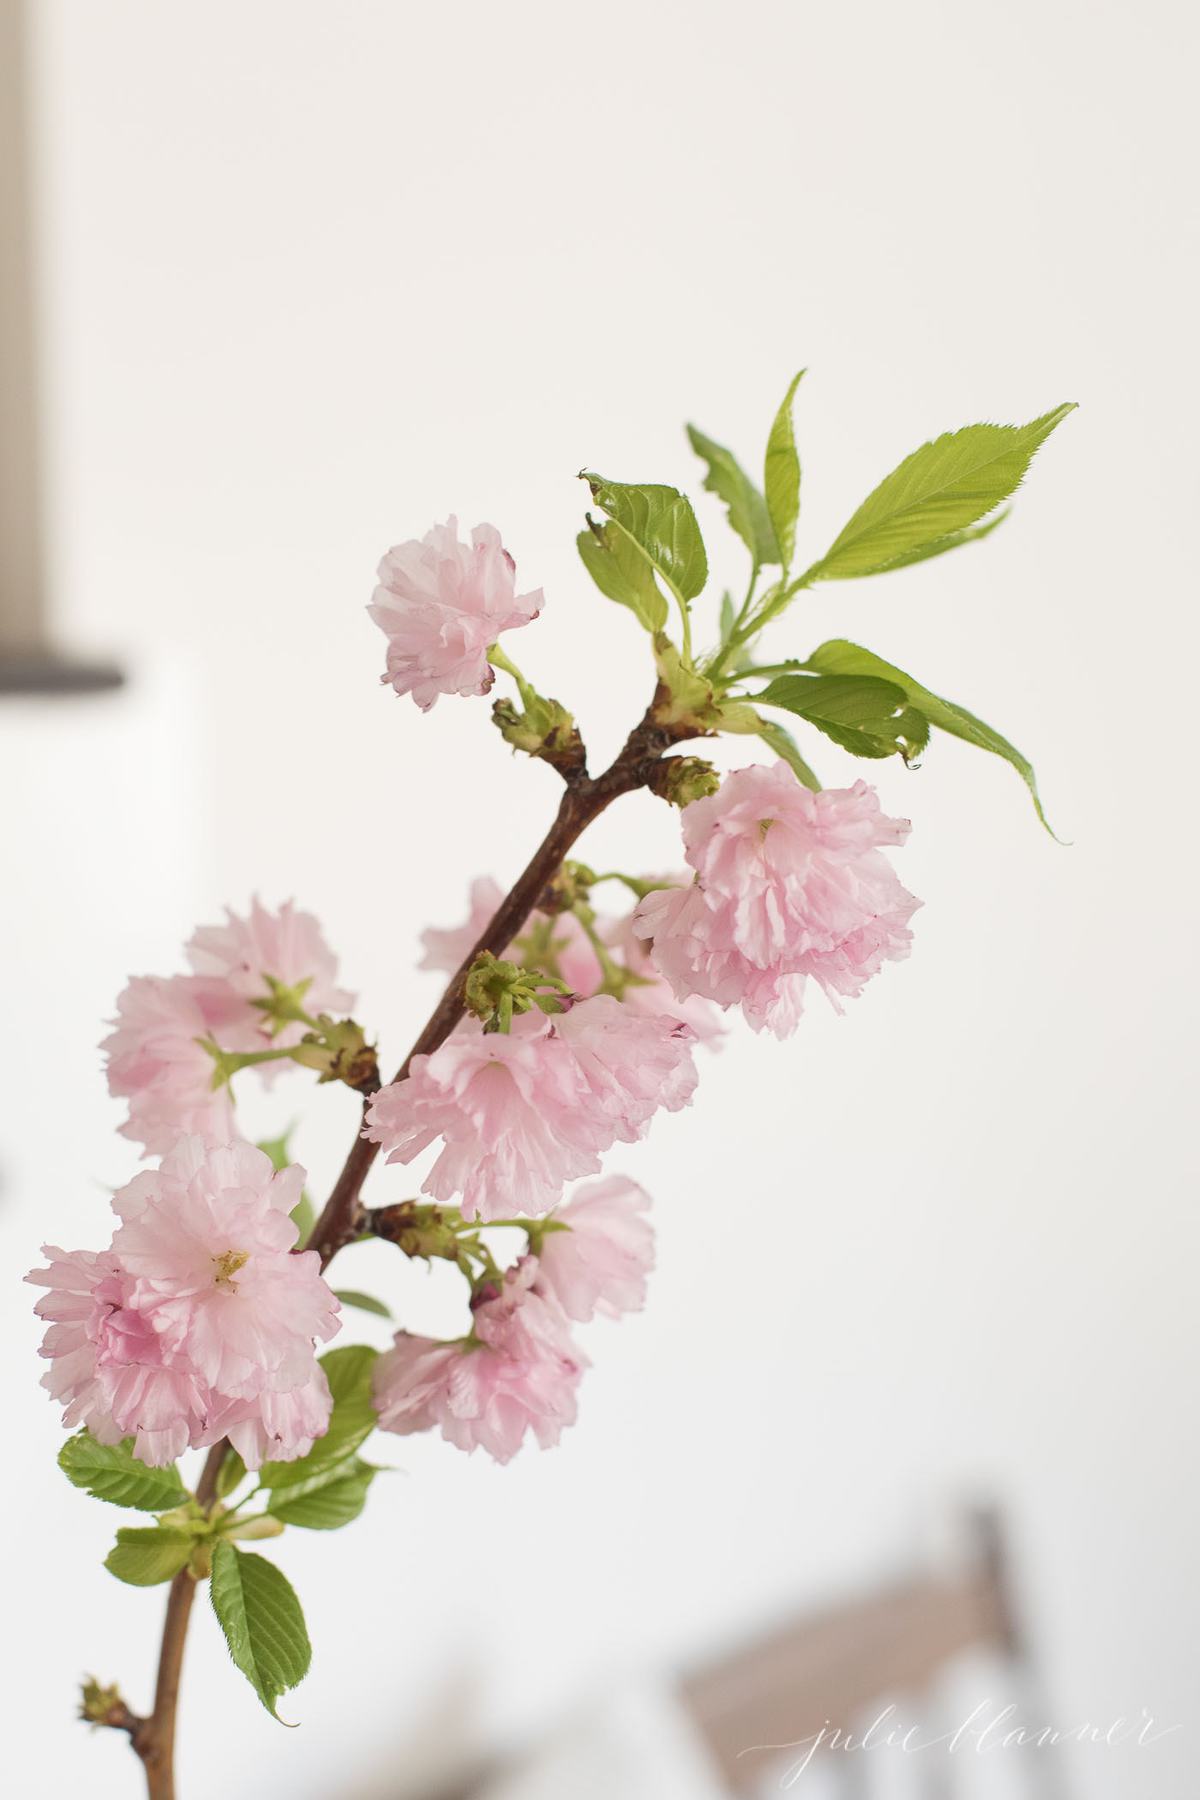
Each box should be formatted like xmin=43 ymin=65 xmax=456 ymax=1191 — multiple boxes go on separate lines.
xmin=259 ymin=1345 xmax=379 ymax=1490
xmin=803 ymin=639 xmax=1054 ymax=829
xmin=215 ymin=1449 xmax=248 ymax=1501
xmin=105 ymin=1526 xmax=196 ymax=1587
xmin=209 ymin=1541 xmax=311 ymax=1721
xmin=746 ymin=714 xmax=821 ymax=790
xmin=755 ymin=672 xmax=925 ymax=760
xmin=331 ymin=1289 xmax=393 ymax=1319
xmin=806 ymin=404 xmax=1075 ymax=581
xmin=576 ymin=519 xmax=668 ymax=632
xmin=269 ymin=1460 xmax=377 ymax=1531
xmin=580 ymin=475 xmax=708 ymax=606
xmin=763 ymin=370 xmax=805 ymax=571
xmin=685 ymin=424 xmax=780 ymax=567
xmin=59 ymin=1432 xmax=189 ymax=1512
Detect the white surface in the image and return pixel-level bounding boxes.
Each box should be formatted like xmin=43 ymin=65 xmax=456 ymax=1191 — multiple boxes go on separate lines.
xmin=1 ymin=1 xmax=1196 ymax=1797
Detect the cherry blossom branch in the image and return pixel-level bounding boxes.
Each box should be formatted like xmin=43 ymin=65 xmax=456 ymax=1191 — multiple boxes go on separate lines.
xmin=124 ymin=690 xmax=692 ymax=1800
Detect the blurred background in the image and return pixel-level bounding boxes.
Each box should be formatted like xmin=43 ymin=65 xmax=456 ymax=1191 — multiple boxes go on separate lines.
xmin=1 ymin=1 xmax=1196 ymax=1796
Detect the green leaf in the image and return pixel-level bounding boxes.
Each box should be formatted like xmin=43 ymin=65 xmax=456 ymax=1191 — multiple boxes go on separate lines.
xmin=259 ymin=1345 xmax=379 ymax=1490
xmin=269 ymin=1459 xmax=377 ymax=1531
xmin=686 ymin=424 xmax=779 ymax=567
xmin=763 ymin=370 xmax=805 ymax=571
xmin=807 ymin=404 xmax=1075 ymax=581
xmin=855 ymin=505 xmax=1011 ymax=574
xmin=756 ymin=672 xmax=925 ymax=761
xmin=580 ymin=474 xmax=708 ymax=606
xmin=105 ymin=1526 xmax=196 ymax=1587
xmin=209 ymin=1541 xmax=311 ymax=1721
xmin=747 ymin=713 xmax=821 ymax=790
xmin=59 ymin=1432 xmax=189 ymax=1512
xmin=256 ymin=1132 xmax=314 ymax=1246
xmin=576 ymin=520 xmax=668 ymax=632
xmin=289 ymin=1191 xmax=316 ymax=1249
xmin=215 ymin=1449 xmax=248 ymax=1501
xmin=803 ymin=639 xmax=1054 ymax=830
xmin=331 ymin=1289 xmax=393 ymax=1320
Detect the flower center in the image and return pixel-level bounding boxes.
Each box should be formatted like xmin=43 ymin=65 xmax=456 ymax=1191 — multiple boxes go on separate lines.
xmin=212 ymin=1249 xmax=250 ymax=1291
xmin=757 ymin=817 xmax=775 ymax=838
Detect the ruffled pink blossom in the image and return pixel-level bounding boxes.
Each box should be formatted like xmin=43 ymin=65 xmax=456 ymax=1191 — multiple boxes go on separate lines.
xmin=112 ymin=1138 xmax=339 ymax=1401
xmin=28 ymin=1138 xmax=341 ymax=1467
xmin=534 ymin=1176 xmax=655 ymax=1322
xmin=634 ymin=769 xmax=919 ymax=1035
xmin=364 ymin=997 xmax=696 ymax=1221
xmin=186 ymin=897 xmax=353 ymax=1065
xmin=372 ymin=1259 xmax=585 ymax=1463
xmin=369 ymin=518 xmax=543 ymax=710
xmin=101 ymin=974 xmax=239 ymax=1156
xmin=364 ymin=1011 xmax=604 ymax=1221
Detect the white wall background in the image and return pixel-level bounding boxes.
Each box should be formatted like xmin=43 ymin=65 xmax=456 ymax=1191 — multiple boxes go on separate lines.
xmin=1 ymin=1 xmax=1196 ymax=1796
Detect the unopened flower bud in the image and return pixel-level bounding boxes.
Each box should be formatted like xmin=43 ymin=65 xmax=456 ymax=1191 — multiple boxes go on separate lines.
xmin=648 ymin=755 xmax=721 ymax=808
xmin=492 ymin=693 xmax=585 ymax=776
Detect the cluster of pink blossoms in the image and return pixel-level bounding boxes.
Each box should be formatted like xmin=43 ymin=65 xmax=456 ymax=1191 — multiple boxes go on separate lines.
xmin=102 ymin=898 xmax=353 ymax=1155
xmin=28 ymin=1139 xmax=340 ymax=1468
xmin=633 ymin=766 xmax=920 ymax=1037
xmin=372 ymin=1177 xmax=653 ymax=1462
xmin=34 ymin=517 xmax=923 ymax=1474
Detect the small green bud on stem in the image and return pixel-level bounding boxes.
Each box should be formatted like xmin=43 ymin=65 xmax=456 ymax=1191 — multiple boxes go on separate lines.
xmin=646 ymin=755 xmax=721 ymax=808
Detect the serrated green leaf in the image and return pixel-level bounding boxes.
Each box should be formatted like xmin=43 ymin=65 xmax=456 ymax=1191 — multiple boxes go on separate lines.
xmin=686 ymin=424 xmax=779 ymax=567
xmin=580 ymin=474 xmax=708 ymax=605
xmin=764 ymin=370 xmax=805 ymax=571
xmin=756 ymin=672 xmax=925 ymax=761
xmin=803 ymin=639 xmax=1054 ymax=830
xmin=576 ymin=519 xmax=667 ymax=632
xmin=269 ymin=1459 xmax=376 ymax=1531
xmin=105 ymin=1526 xmax=196 ymax=1587
xmin=856 ymin=506 xmax=1011 ymax=574
xmin=259 ymin=1345 xmax=379 ymax=1490
xmin=808 ymin=405 xmax=1075 ymax=581
xmin=58 ymin=1433 xmax=189 ymax=1512
xmin=331 ymin=1289 xmax=393 ymax=1320
xmin=209 ymin=1541 xmax=311 ymax=1721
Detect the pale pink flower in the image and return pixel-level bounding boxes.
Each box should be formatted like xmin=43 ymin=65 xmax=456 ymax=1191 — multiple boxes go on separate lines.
xmin=553 ymin=993 xmax=698 ymax=1136
xmin=186 ymin=897 xmax=353 ymax=1067
xmin=365 ymin=997 xmax=695 ymax=1221
xmin=634 ymin=769 xmax=919 ymax=1035
xmin=27 ymin=1246 xmax=211 ymax=1466
xmin=604 ymin=896 xmax=726 ymax=1044
xmin=364 ymin=1012 xmax=604 ymax=1222
xmin=200 ymin=1367 xmax=333 ymax=1469
xmin=369 ymin=518 xmax=543 ymax=710
xmin=372 ymin=1260 xmax=585 ymax=1463
xmin=419 ymin=877 xmax=504 ymax=974
xmin=111 ymin=1138 xmax=340 ymax=1405
xmin=102 ymin=974 xmax=238 ymax=1156
xmin=534 ymin=1176 xmax=655 ymax=1322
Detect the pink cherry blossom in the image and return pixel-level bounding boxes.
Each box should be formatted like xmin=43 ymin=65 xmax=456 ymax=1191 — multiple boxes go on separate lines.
xmin=634 ymin=769 xmax=919 ymax=1035
xmin=363 ymin=1011 xmax=604 ymax=1221
xmin=27 ymin=1246 xmax=213 ymax=1466
xmin=364 ymin=997 xmax=696 ymax=1222
xmin=101 ymin=974 xmax=239 ymax=1156
xmin=369 ymin=518 xmax=543 ymax=710
xmin=372 ymin=1260 xmax=585 ymax=1463
xmin=29 ymin=1138 xmax=341 ymax=1467
xmin=112 ymin=1138 xmax=340 ymax=1403
xmin=185 ymin=897 xmax=353 ymax=1071
xmin=533 ymin=1176 xmax=655 ymax=1322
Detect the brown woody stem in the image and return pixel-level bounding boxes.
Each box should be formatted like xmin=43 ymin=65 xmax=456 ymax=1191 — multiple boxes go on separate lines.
xmin=119 ymin=688 xmax=688 ymax=1797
